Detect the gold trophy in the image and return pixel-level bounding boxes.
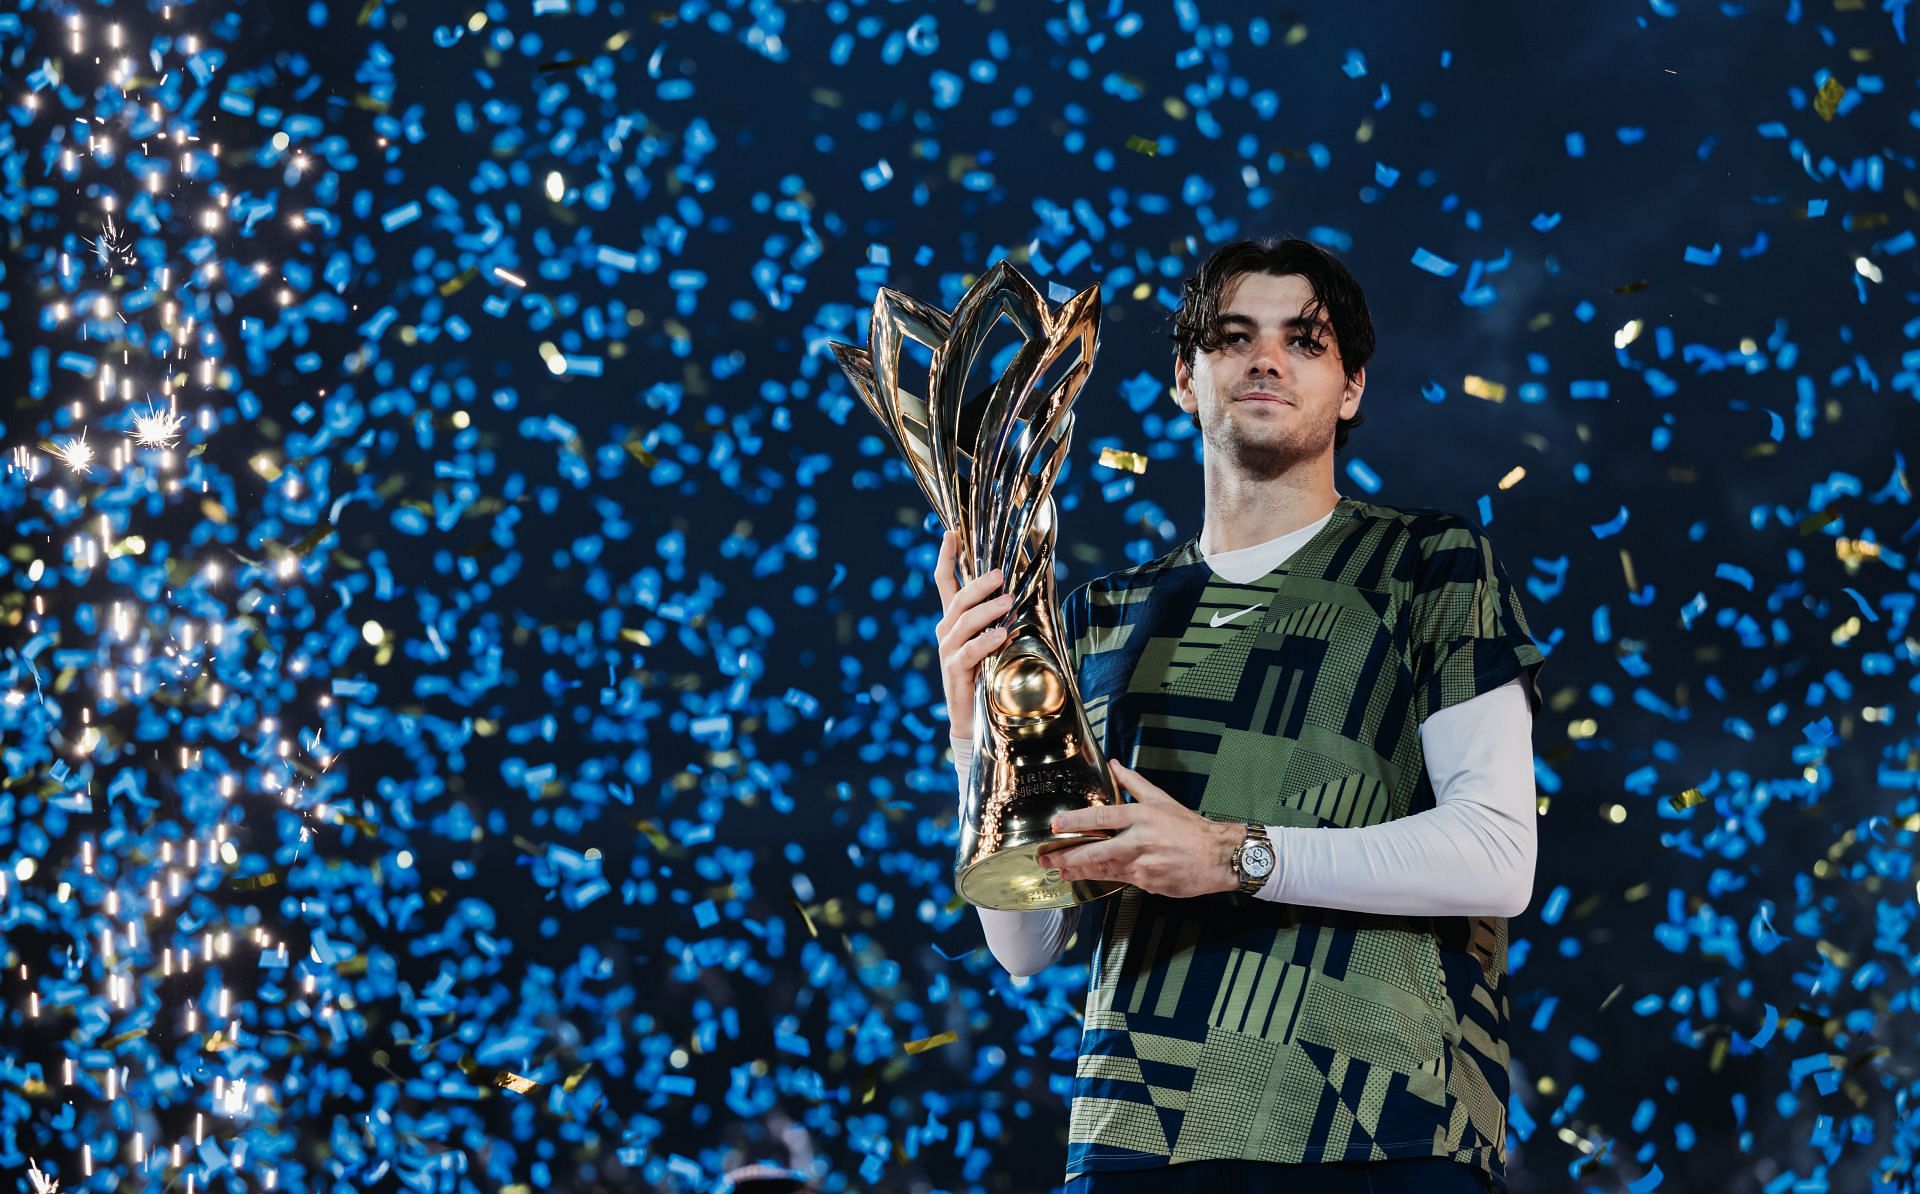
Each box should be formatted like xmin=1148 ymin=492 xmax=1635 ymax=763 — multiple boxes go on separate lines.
xmin=830 ymin=262 xmax=1124 ymax=911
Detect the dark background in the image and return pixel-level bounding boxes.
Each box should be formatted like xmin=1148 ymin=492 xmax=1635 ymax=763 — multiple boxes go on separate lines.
xmin=2 ymin=0 xmax=1916 ymax=1191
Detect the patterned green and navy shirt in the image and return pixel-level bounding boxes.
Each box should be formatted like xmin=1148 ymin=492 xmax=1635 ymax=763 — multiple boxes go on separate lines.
xmin=1056 ymin=496 xmax=1546 ymax=1189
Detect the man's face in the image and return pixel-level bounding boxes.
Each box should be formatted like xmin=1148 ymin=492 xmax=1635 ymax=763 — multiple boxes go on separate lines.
xmin=1173 ymin=271 xmax=1365 ymax=481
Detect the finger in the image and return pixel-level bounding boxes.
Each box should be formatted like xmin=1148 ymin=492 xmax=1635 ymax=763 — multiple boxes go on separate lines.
xmin=952 ymin=565 xmax=1005 ymax=613
xmin=1055 ymin=854 xmax=1122 ymax=883
xmin=933 ymin=531 xmax=958 ymax=606
xmin=1052 ymin=804 xmax=1131 ymax=834
xmin=1108 ymin=760 xmax=1174 ymax=802
xmin=936 ymin=584 xmax=1011 ymax=650
xmin=940 ymin=590 xmax=1013 ymax=649
xmin=1045 ymin=839 xmax=1121 ymax=869
xmin=956 ymin=627 xmax=1008 ymax=669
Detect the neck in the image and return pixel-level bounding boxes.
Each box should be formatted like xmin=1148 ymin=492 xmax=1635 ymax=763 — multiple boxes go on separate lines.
xmin=1197 ymin=453 xmax=1342 ymax=555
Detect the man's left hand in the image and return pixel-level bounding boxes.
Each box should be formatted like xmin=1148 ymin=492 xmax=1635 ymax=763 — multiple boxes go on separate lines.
xmin=1037 ymin=760 xmax=1244 ymax=899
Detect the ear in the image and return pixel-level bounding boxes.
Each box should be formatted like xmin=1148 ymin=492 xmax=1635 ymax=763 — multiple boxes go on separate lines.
xmin=1340 ymin=366 xmax=1365 ymax=422
xmin=1173 ymin=355 xmax=1199 ymax=417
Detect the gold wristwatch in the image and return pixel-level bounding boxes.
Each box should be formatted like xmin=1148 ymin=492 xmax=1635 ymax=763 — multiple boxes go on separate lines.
xmin=1230 ymin=823 xmax=1275 ymax=895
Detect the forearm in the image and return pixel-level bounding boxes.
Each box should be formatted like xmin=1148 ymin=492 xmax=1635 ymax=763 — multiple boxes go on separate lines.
xmin=1257 ymin=679 xmax=1537 ymax=918
xmin=954 ymin=736 xmax=1080 ymax=975
xmin=1258 ymin=797 xmax=1533 ymax=917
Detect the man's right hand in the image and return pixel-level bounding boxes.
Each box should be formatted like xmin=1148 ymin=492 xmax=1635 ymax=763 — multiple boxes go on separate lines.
xmin=932 ymin=530 xmax=1013 ymax=742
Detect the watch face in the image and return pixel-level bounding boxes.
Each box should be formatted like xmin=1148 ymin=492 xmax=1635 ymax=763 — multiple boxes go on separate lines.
xmin=1243 ymin=842 xmax=1275 ymax=878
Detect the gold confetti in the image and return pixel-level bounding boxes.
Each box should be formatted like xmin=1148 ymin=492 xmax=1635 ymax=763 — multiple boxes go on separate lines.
xmin=633 ymin=818 xmax=674 ymax=852
xmin=458 ymin=1054 xmax=544 ymax=1095
xmin=902 ymin=1030 xmax=957 ymax=1055
xmin=1799 ymin=509 xmax=1844 ymax=536
xmin=1814 ymin=76 xmax=1846 ymax=121
xmin=1835 ymin=537 xmax=1881 ymax=565
xmin=288 ymin=525 xmax=337 ymax=558
xmin=1497 ymin=466 xmax=1526 ymax=490
xmin=789 ymin=894 xmax=819 ymax=938
xmin=1098 ymin=446 xmax=1148 ymax=474
xmin=1620 ymin=549 xmax=1639 ymax=592
xmin=1668 ymin=787 xmax=1707 ymax=812
xmin=438 ymin=265 xmax=479 ymax=296
xmin=1124 ymin=135 xmax=1159 ymax=156
xmin=1462 ymin=375 xmax=1507 ymax=402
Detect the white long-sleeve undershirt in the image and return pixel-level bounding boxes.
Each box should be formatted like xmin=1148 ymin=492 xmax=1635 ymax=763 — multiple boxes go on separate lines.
xmin=961 ymin=509 xmax=1539 ymax=977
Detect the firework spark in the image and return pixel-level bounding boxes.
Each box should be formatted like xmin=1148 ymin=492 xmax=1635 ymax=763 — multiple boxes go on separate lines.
xmin=83 ymin=213 xmax=136 ymax=275
xmin=129 ymin=407 xmax=186 ymax=450
xmin=47 ymin=431 xmax=94 ymax=474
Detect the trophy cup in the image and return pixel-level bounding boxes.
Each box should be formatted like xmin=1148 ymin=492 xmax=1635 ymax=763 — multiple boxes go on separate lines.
xmin=830 ymin=262 xmax=1126 ymax=911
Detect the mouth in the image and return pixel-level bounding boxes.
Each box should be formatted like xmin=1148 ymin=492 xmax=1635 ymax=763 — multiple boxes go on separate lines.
xmin=1234 ymin=390 xmax=1294 ymax=406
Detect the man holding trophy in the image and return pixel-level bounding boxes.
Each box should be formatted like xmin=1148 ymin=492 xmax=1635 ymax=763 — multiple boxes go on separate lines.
xmin=835 ymin=237 xmax=1545 ymax=1193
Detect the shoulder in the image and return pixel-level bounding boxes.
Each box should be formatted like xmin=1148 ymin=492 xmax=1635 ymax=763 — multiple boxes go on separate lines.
xmin=1066 ymin=537 xmax=1201 ymax=614
xmin=1328 ymin=499 xmax=1494 ymax=584
xmin=1344 ymin=498 xmax=1482 ymax=542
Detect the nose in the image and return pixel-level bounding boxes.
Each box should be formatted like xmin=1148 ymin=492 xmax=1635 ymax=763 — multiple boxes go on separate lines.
xmin=1246 ymin=330 xmax=1289 ymax=379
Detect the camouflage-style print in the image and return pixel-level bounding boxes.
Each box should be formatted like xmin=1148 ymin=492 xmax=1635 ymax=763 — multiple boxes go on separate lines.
xmin=1056 ymin=498 xmax=1546 ymax=1190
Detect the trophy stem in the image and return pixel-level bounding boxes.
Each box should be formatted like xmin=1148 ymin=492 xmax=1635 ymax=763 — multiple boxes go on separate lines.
xmin=955 ymin=621 xmax=1127 ymax=911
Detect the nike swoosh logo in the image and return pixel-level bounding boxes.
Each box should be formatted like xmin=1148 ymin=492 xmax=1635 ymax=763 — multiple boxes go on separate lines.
xmin=1208 ymin=604 xmax=1265 ymax=629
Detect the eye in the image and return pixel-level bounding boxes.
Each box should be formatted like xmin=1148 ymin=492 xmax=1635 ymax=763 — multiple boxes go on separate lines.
xmin=1291 ymin=334 xmax=1325 ymax=352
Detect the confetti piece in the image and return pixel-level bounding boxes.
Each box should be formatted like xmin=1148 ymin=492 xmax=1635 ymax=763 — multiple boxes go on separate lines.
xmin=1813 ymin=75 xmax=1846 ymax=120
xmin=902 ymin=1030 xmax=958 ymax=1055
xmin=1462 ymin=375 xmax=1507 ymax=401
xmin=380 ymin=200 xmax=422 ymax=232
xmin=1668 ymin=787 xmax=1707 ymax=812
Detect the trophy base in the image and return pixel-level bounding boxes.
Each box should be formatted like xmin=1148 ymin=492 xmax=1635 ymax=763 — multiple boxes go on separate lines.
xmin=958 ymin=834 xmax=1127 ymax=911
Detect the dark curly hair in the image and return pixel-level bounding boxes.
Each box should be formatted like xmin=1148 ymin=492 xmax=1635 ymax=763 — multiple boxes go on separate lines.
xmin=1169 ymin=236 xmax=1376 ymax=452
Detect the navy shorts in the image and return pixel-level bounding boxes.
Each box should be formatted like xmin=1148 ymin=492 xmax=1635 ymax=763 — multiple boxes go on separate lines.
xmin=1062 ymin=1156 xmax=1492 ymax=1193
